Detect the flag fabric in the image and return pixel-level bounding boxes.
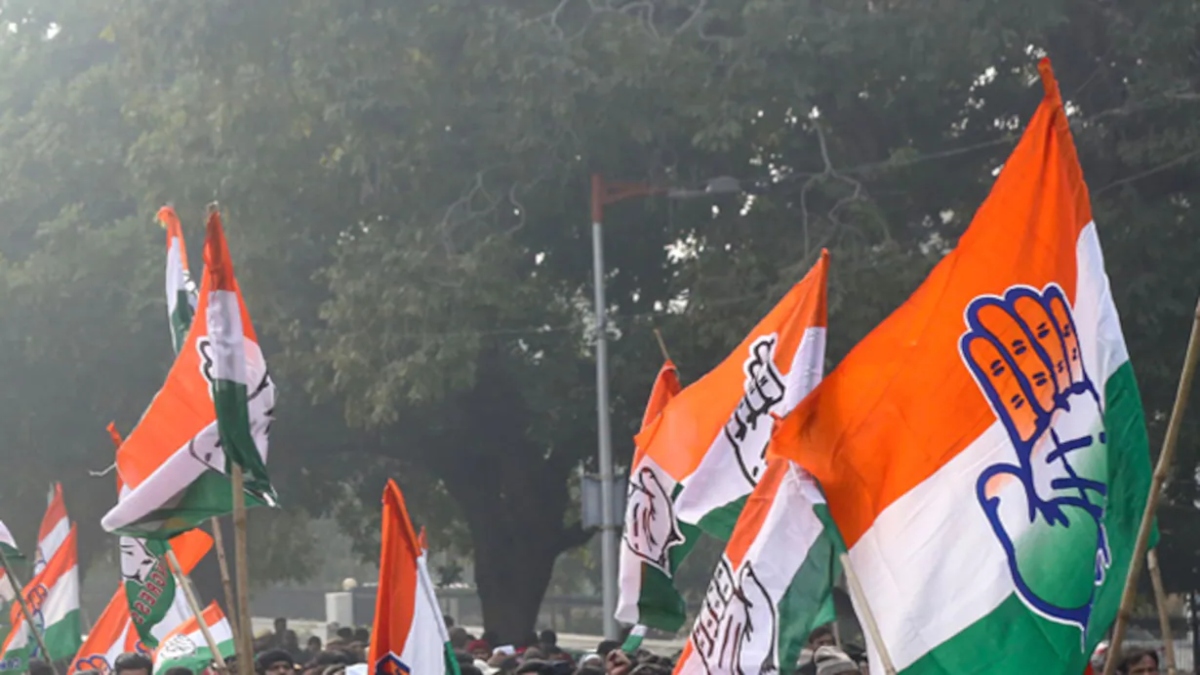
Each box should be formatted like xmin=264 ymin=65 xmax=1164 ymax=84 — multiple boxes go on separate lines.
xmin=0 ymin=521 xmax=21 ymax=603
xmin=69 ymin=541 xmax=206 ymax=675
xmin=120 ymin=529 xmax=212 ymax=649
xmin=616 ymin=361 xmax=694 ymax=630
xmin=369 ymin=480 xmax=459 ymax=675
xmin=202 ymin=207 xmax=275 ymax=500
xmin=618 ymin=252 xmax=828 ymax=630
xmin=158 ymin=206 xmax=198 ymax=354
xmin=0 ymin=527 xmax=82 ymax=670
xmin=34 ymin=483 xmax=69 ymax=575
xmin=770 ymin=60 xmax=1153 ymax=675
xmin=103 ymin=207 xmax=277 ymax=538
xmin=152 ymin=601 xmax=235 ymax=675
xmin=673 ymin=456 xmax=840 ymax=675
xmin=108 ymin=424 xmax=214 ymax=647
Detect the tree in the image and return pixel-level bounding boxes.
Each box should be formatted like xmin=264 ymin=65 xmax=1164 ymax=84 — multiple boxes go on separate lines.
xmin=2 ymin=0 xmax=1200 ymax=641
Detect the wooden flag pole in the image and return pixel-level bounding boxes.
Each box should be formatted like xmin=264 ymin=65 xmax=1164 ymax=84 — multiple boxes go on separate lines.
xmin=1104 ymin=297 xmax=1200 ymax=675
xmin=210 ymin=516 xmax=240 ymax=640
xmin=840 ymin=552 xmax=896 ymax=675
xmin=165 ymin=550 xmax=229 ymax=672
xmin=0 ymin=549 xmax=59 ymax=675
xmin=231 ymin=465 xmax=255 ymax=675
xmin=1147 ymin=549 xmax=1177 ymax=675
xmin=652 ymin=328 xmax=672 ymax=363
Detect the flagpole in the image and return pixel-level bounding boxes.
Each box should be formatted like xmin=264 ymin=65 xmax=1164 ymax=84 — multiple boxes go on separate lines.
xmin=839 ymin=553 xmax=895 ymax=675
xmin=231 ymin=465 xmax=255 ymax=675
xmin=1104 ymin=297 xmax=1200 ymax=675
xmin=1147 ymin=549 xmax=1177 ymax=675
xmin=0 ymin=549 xmax=59 ymax=675
xmin=165 ymin=550 xmax=229 ymax=672
xmin=210 ymin=516 xmax=240 ymax=640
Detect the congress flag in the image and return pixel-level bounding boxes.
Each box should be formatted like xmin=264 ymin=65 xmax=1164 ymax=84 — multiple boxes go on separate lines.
xmin=152 ymin=601 xmax=235 ymax=675
xmin=771 ymin=60 xmax=1153 ymax=674
xmin=0 ymin=527 xmax=82 ymax=671
xmin=619 ymin=252 xmax=827 ymax=630
xmin=369 ymin=480 xmax=459 ymax=675
xmin=103 ymin=207 xmax=276 ymax=538
xmin=158 ymin=206 xmax=198 ymax=353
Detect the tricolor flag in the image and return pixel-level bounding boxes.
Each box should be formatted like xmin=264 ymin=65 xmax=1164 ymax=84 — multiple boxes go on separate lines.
xmin=618 ymin=251 xmax=828 ymax=630
xmin=103 ymin=207 xmax=277 ymax=538
xmin=34 ymin=483 xmax=69 ymax=575
xmin=771 ymin=60 xmax=1154 ymax=674
xmin=0 ymin=521 xmax=22 ymax=602
xmin=152 ymin=601 xmax=235 ymax=675
xmin=0 ymin=526 xmax=82 ymax=670
xmin=368 ymin=480 xmax=459 ymax=675
xmin=673 ymin=457 xmax=840 ymax=674
xmin=69 ymin=541 xmax=207 ymax=675
xmin=108 ymin=424 xmax=214 ymax=648
xmin=158 ymin=206 xmax=198 ymax=354
xmin=120 ymin=528 xmax=212 ymax=649
xmin=616 ymin=361 xmax=692 ymax=629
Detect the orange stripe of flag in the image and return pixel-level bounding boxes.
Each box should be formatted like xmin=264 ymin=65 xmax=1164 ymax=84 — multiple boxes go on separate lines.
xmin=773 ymin=59 xmax=1093 ymax=548
xmin=368 ymin=480 xmax=422 ymax=668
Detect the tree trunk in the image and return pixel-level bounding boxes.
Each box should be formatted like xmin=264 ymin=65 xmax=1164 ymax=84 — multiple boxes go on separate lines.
xmin=427 ymin=347 xmax=592 ymax=644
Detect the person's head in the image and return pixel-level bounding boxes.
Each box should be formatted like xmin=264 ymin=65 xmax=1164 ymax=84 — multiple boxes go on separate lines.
xmin=1117 ymin=649 xmax=1160 ymax=675
xmin=307 ymin=636 xmax=323 ymax=653
xmin=808 ymin=625 xmax=836 ymax=649
xmin=257 ymin=649 xmax=296 ymax=675
xmin=336 ymin=627 xmax=354 ymax=642
xmin=450 ymin=626 xmax=472 ymax=650
xmin=163 ymin=667 xmax=195 ymax=675
xmin=274 ymin=617 xmax=288 ymax=634
xmin=28 ymin=660 xmax=52 ymax=675
xmin=522 ymin=647 xmax=545 ymax=662
xmin=481 ymin=630 xmax=500 ymax=646
xmin=538 ymin=630 xmax=557 ymax=649
xmin=813 ymin=646 xmax=859 ymax=675
xmin=444 ymin=614 xmax=456 ymax=629
xmin=596 ymin=640 xmax=621 ymax=658
xmin=460 ymin=667 xmax=483 ymax=675
xmin=467 ymin=640 xmax=492 ymax=661
xmin=354 ymin=627 xmax=370 ymax=644
xmin=114 ymin=652 xmax=154 ymax=675
xmin=315 ymin=650 xmax=354 ymax=668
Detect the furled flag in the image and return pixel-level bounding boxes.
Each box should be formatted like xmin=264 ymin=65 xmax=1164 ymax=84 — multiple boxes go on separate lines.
xmin=109 ymin=424 xmax=215 ymax=648
xmin=34 ymin=483 xmax=69 ymax=575
xmin=158 ymin=206 xmax=198 ymax=353
xmin=0 ymin=526 xmax=82 ymax=671
xmin=673 ymin=455 xmax=841 ymax=675
xmin=102 ymin=206 xmax=277 ymax=538
xmin=770 ymin=59 xmax=1154 ymax=675
xmin=618 ymin=251 xmax=828 ymax=630
xmin=0 ymin=521 xmax=22 ymax=602
xmin=152 ymin=601 xmax=235 ymax=675
xmin=69 ymin=540 xmax=208 ymax=675
xmin=369 ymin=480 xmax=459 ymax=675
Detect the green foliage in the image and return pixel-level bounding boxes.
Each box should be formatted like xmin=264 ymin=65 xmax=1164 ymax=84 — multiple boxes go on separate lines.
xmin=1 ymin=0 xmax=1200 ymax=637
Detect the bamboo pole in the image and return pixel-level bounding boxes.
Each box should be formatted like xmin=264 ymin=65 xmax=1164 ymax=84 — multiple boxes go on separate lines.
xmin=652 ymin=328 xmax=672 ymax=364
xmin=165 ymin=550 xmax=229 ymax=672
xmin=1147 ymin=549 xmax=1176 ymax=675
xmin=1103 ymin=297 xmax=1200 ymax=675
xmin=0 ymin=548 xmax=58 ymax=675
xmin=231 ymin=465 xmax=255 ymax=675
xmin=210 ymin=516 xmax=240 ymax=640
xmin=840 ymin=552 xmax=896 ymax=675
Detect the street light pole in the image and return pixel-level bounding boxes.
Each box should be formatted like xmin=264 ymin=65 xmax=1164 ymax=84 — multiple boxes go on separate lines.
xmin=588 ymin=173 xmax=744 ymax=639
xmin=590 ymin=174 xmax=665 ymax=639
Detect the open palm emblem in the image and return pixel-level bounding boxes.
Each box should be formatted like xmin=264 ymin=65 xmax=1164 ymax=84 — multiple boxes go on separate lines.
xmin=623 ymin=467 xmax=684 ymax=573
xmin=692 ymin=556 xmax=778 ymax=675
xmin=960 ymin=283 xmax=1109 ymax=636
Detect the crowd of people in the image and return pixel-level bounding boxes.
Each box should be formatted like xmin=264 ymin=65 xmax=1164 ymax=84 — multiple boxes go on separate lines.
xmin=24 ymin=616 xmax=1166 ymax=675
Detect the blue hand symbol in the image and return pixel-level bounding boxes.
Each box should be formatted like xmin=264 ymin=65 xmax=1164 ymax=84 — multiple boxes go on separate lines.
xmin=960 ymin=284 xmax=1110 ymax=635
